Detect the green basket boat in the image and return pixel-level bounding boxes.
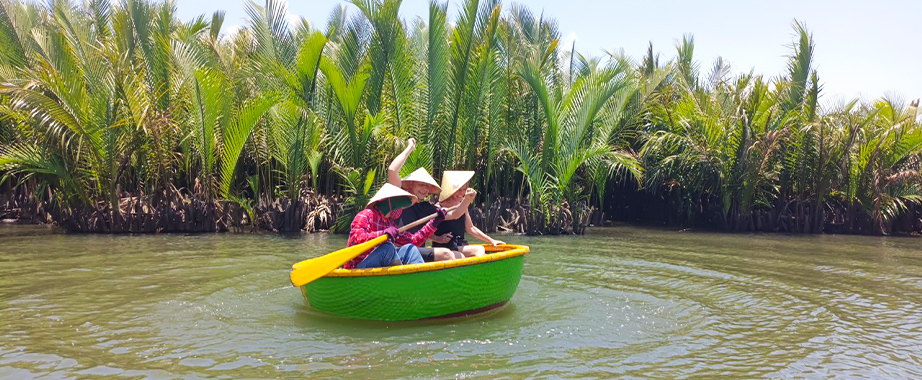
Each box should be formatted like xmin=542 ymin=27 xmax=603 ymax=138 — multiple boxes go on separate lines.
xmin=299 ymin=244 xmax=529 ymax=321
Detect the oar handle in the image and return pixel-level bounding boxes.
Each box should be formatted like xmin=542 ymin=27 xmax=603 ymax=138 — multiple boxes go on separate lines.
xmin=397 ymin=205 xmax=459 ymax=233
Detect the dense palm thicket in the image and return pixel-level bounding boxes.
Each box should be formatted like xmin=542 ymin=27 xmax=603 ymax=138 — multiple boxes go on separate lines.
xmin=0 ymin=0 xmax=919 ymax=235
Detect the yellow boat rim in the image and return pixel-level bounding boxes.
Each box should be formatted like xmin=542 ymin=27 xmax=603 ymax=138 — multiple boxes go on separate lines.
xmin=321 ymin=244 xmax=529 ymax=278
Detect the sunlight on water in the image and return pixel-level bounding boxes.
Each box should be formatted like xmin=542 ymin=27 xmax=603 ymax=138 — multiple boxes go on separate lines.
xmin=1 ymin=225 xmax=921 ymax=378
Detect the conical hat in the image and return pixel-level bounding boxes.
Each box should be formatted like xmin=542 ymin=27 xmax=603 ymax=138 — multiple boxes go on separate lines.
xmin=439 ymin=171 xmax=475 ymax=201
xmin=402 ymin=168 xmax=441 ymax=193
xmin=366 ymin=183 xmax=418 ymax=207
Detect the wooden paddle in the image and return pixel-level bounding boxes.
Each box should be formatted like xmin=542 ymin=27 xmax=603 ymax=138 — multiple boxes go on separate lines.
xmin=289 ymin=210 xmax=448 ymax=287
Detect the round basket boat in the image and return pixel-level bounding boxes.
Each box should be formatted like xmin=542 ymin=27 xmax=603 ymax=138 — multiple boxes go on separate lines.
xmin=300 ymin=244 xmax=529 ymax=321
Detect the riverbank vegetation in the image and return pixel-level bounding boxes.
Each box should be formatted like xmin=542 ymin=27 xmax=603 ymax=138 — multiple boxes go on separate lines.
xmin=0 ymin=0 xmax=919 ymax=235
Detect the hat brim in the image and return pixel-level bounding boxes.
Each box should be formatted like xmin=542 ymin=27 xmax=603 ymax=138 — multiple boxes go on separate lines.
xmin=403 ymin=181 xmax=441 ymax=195
xmin=439 ymin=171 xmax=475 ymax=201
xmin=401 ymin=168 xmax=441 ymax=194
xmin=367 ymin=183 xmax=419 ymax=207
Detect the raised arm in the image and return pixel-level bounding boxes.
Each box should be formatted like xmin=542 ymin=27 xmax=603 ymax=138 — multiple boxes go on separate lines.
xmin=445 ymin=188 xmax=476 ymax=220
xmin=387 ymin=138 xmax=417 ymax=187
xmin=465 ymin=213 xmax=505 ymax=246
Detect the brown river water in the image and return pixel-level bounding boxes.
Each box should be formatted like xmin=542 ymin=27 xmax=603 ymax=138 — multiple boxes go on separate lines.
xmin=1 ymin=225 xmax=921 ymax=379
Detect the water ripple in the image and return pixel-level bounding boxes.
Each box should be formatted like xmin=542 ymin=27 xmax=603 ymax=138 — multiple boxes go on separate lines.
xmin=1 ymin=225 xmax=921 ymax=378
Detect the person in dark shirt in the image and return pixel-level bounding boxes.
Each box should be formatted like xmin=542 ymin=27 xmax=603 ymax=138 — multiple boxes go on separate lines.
xmin=388 ymin=138 xmax=472 ymax=262
xmin=433 ymin=171 xmax=506 ymax=257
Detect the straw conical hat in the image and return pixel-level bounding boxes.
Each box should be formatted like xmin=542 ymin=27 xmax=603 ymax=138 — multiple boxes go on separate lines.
xmin=366 ymin=183 xmax=418 ymax=207
xmin=439 ymin=171 xmax=475 ymax=201
xmin=402 ymin=168 xmax=441 ymax=193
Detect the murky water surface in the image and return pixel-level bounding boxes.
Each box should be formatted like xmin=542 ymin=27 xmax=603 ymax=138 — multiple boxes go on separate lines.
xmin=1 ymin=225 xmax=921 ymax=378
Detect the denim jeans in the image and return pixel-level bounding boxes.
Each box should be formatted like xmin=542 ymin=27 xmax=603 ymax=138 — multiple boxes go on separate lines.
xmin=356 ymin=241 xmax=424 ymax=269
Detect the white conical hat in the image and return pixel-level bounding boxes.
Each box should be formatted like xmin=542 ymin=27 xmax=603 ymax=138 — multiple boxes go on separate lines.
xmin=366 ymin=183 xmax=418 ymax=207
xmin=439 ymin=171 xmax=475 ymax=201
xmin=402 ymin=167 xmax=441 ymax=193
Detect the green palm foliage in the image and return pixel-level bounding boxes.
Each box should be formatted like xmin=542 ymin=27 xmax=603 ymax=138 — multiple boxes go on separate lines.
xmin=0 ymin=1 xmax=919 ymax=235
xmin=246 ymin=0 xmax=327 ymax=199
xmin=642 ymin=33 xmax=801 ymax=229
xmin=846 ymin=98 xmax=922 ymax=232
xmin=640 ymin=24 xmax=922 ymax=234
xmin=0 ymin=1 xmax=128 ymax=210
xmin=507 ymin=46 xmax=643 ymax=233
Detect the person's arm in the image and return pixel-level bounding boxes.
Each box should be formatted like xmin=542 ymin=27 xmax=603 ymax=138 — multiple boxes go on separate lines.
xmin=387 ymin=138 xmax=416 ymax=186
xmin=349 ymin=210 xmax=386 ymax=244
xmin=396 ymin=221 xmax=433 ymax=247
xmin=429 ymin=232 xmax=452 ymax=244
xmin=397 ymin=207 xmax=446 ymax=246
xmin=465 ymin=213 xmax=505 ymax=246
xmin=445 ymin=188 xmax=476 ymax=220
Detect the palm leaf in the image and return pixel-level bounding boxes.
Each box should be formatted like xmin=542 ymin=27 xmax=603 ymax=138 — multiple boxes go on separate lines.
xmin=219 ymin=93 xmax=277 ymax=198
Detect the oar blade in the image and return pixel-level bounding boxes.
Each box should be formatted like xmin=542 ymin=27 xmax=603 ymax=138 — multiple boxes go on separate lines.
xmin=290 ymin=235 xmax=387 ymax=287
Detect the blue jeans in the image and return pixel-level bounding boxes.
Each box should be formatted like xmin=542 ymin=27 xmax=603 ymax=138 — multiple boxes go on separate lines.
xmin=356 ymin=242 xmax=424 ymax=269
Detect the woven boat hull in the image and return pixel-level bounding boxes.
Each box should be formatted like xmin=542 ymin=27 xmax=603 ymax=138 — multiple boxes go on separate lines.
xmin=301 ymin=244 xmax=528 ymax=320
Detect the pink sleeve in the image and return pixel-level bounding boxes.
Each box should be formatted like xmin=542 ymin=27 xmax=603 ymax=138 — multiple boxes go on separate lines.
xmin=396 ymin=220 xmax=437 ymax=247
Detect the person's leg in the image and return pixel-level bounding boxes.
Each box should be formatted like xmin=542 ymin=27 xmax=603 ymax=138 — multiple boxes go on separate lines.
xmin=432 ymin=247 xmax=460 ymax=261
xmin=356 ymin=242 xmax=401 ymax=268
xmin=418 ymin=247 xmax=436 ymax=262
xmin=396 ymin=244 xmax=425 ymax=265
xmin=433 ymin=242 xmax=465 ymax=259
xmin=459 ymin=245 xmax=485 ymax=257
